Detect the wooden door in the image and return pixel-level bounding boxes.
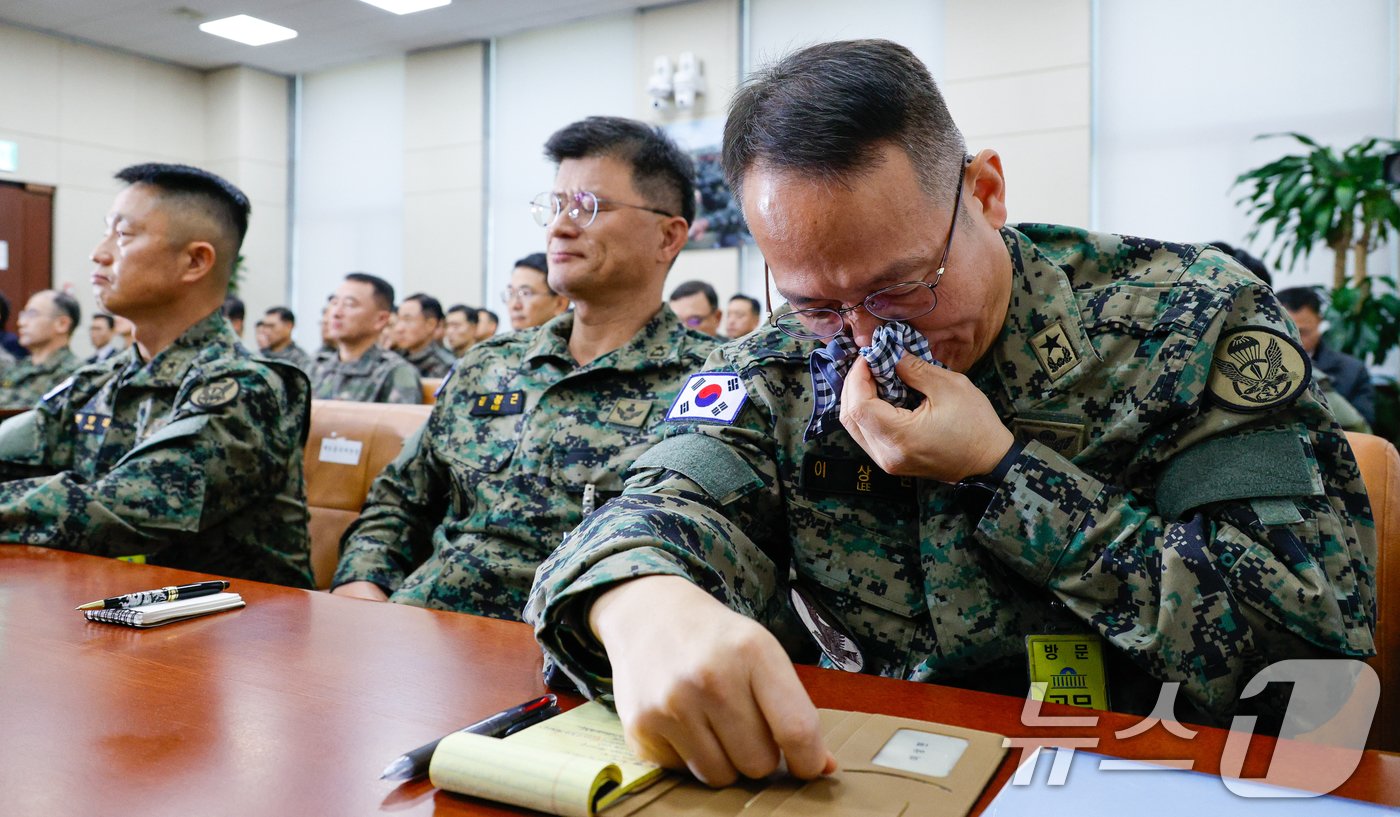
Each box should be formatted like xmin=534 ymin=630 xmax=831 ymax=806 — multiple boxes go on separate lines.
xmin=0 ymin=182 xmax=54 ymax=335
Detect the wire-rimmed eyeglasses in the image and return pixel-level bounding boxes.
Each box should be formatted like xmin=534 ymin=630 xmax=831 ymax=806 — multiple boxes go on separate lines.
xmin=767 ymin=160 xmax=968 ymax=341
xmin=530 ymin=191 xmax=675 ymax=229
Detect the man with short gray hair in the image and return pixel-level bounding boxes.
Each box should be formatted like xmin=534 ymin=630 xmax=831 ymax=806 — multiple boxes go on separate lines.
xmin=0 ymin=290 xmax=83 ymax=410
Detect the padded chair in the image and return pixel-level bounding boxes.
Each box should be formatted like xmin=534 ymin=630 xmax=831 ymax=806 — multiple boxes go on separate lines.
xmin=303 ymin=399 xmax=432 ymax=589
xmin=421 ymin=378 xmax=443 ymax=405
xmin=1345 ymin=432 xmax=1399 ymax=752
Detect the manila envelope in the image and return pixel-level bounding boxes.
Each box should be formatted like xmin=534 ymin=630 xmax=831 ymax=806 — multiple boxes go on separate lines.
xmin=609 ymin=709 xmax=1006 ymax=817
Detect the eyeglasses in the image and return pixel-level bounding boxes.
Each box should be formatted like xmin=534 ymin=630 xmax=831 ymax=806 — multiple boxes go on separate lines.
xmin=681 ymin=315 xmax=711 ymax=328
xmin=530 ymin=191 xmax=675 ymax=229
xmin=501 ymin=287 xmax=547 ymax=304
xmin=767 ymin=160 xmax=968 ymax=341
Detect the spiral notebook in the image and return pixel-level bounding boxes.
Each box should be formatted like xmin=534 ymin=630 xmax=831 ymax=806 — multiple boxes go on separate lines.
xmin=83 ymin=592 xmax=245 ymax=628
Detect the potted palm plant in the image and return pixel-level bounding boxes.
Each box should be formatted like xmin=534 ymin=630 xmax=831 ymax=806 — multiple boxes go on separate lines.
xmin=1235 ymin=134 xmax=1400 ymax=440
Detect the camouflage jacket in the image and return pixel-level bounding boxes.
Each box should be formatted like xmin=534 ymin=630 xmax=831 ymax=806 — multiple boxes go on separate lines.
xmin=0 ymin=310 xmax=314 ymax=587
xmin=527 ymin=224 xmax=1376 ymax=722
xmin=0 ymin=347 xmax=83 ymax=411
xmin=333 ymin=306 xmax=719 ymax=619
xmin=310 ymin=344 xmax=422 ymax=403
xmin=402 ymin=342 xmax=457 ymax=379
xmin=261 ymin=341 xmax=314 ymax=373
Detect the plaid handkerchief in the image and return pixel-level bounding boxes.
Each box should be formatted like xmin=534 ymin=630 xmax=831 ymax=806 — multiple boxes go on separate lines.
xmin=805 ymin=322 xmax=940 ymax=441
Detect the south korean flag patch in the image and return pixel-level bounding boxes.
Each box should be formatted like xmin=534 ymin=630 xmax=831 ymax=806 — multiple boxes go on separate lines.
xmin=665 ymin=372 xmax=749 ymax=425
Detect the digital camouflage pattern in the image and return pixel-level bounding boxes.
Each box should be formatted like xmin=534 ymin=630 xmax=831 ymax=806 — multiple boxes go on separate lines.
xmin=310 ymin=344 xmax=422 ymax=403
xmin=0 ymin=347 xmax=83 ymax=411
xmin=528 ymin=224 xmax=1376 ymax=723
xmin=333 ymin=306 xmax=719 ymax=619
xmin=402 ymin=342 xmax=456 ymax=378
xmin=262 ymin=341 xmax=314 ymax=373
xmin=0 ymin=310 xmax=314 ymax=587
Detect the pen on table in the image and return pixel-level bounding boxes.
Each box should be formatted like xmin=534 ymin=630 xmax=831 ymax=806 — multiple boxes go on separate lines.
xmin=380 ymin=693 xmax=559 ymax=781
xmin=76 ymin=580 xmax=231 ymax=610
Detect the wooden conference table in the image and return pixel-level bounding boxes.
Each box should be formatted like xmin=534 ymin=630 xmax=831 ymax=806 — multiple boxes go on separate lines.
xmin=3 ymin=547 xmax=1398 ymax=817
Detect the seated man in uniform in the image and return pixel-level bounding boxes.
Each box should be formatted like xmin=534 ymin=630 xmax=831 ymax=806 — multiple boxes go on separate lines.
xmin=444 ymin=303 xmax=478 ymax=358
xmin=332 ymin=116 xmax=718 ymax=620
xmin=311 ymin=273 xmax=423 ymax=404
xmin=527 ymin=40 xmax=1376 ymax=785
xmin=0 ymin=163 xmax=313 ymax=588
xmin=393 ymin=293 xmax=456 ymax=378
xmin=0 ymin=290 xmax=84 ymax=410
xmin=256 ymin=306 xmax=313 ymax=372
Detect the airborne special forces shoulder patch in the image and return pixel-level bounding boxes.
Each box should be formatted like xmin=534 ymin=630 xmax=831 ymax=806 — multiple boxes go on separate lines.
xmin=189 ymin=378 xmax=241 ymax=409
xmin=1207 ymin=326 xmax=1311 ymax=413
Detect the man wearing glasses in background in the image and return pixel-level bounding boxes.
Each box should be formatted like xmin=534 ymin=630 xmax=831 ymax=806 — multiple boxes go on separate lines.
xmin=527 ymin=40 xmax=1374 ymax=785
xmin=504 ymin=252 xmax=570 ymax=331
xmin=668 ymin=280 xmax=724 ymax=337
xmin=330 ymin=116 xmax=718 ymax=619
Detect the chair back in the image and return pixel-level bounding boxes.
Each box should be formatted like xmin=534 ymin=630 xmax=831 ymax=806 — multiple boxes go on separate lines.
xmin=303 ymin=399 xmax=432 ymax=588
xmin=1346 ymin=431 xmax=1399 ymax=751
xmin=421 ymin=378 xmax=443 ymax=405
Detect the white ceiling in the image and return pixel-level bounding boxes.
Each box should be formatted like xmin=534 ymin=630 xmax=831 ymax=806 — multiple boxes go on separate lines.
xmin=0 ymin=0 xmax=684 ymax=75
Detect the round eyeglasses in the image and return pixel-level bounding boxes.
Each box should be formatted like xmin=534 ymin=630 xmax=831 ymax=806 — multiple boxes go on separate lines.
xmin=530 ymin=191 xmax=675 ymax=229
xmin=767 ymin=158 xmax=967 ymax=341
xmin=501 ymin=287 xmax=544 ymax=304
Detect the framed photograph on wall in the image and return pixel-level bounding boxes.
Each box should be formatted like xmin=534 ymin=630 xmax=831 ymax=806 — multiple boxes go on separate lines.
xmin=665 ymin=116 xmax=753 ymax=250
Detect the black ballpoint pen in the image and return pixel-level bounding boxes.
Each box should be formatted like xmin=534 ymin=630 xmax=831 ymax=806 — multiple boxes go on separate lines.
xmin=380 ymin=694 xmax=559 ymax=781
xmin=76 ymin=580 xmax=231 ymax=610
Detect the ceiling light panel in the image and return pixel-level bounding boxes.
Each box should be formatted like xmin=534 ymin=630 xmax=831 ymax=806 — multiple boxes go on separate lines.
xmin=357 ymin=0 xmax=452 ymax=15
xmin=198 ymin=14 xmax=298 ymax=46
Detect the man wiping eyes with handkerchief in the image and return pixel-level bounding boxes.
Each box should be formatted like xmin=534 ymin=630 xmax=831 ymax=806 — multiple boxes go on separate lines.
xmin=527 ymin=39 xmax=1374 ymax=791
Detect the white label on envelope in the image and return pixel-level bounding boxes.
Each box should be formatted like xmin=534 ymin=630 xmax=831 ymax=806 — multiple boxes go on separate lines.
xmin=319 ymin=436 xmax=363 ymax=465
xmin=871 ymin=729 xmax=968 ymax=778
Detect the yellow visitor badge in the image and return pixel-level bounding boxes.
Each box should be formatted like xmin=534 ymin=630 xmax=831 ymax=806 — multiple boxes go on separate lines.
xmin=116 ymin=554 xmax=147 ymax=564
xmin=1025 ymin=634 xmax=1110 ymax=711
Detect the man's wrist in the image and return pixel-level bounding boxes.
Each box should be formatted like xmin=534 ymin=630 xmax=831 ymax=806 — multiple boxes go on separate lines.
xmin=953 ymin=439 xmax=1024 ymax=518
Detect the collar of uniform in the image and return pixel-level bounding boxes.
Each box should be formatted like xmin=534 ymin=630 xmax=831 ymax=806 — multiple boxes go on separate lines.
xmin=986 ymin=225 xmax=1094 ymax=410
xmin=401 ymin=343 xmax=433 ymax=366
xmin=26 ymin=346 xmax=78 ymax=373
xmin=335 ymin=344 xmax=396 ymax=375
xmin=123 ymin=309 xmax=238 ymax=389
xmin=523 ymin=306 xmax=690 ymax=373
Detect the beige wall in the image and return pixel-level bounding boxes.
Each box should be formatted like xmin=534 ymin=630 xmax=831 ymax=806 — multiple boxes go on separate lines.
xmin=403 ymin=43 xmax=486 ymax=310
xmin=0 ymin=22 xmax=291 ymax=355
xmin=638 ymin=0 xmax=744 ymax=306
xmin=942 ymin=0 xmax=1091 ymax=227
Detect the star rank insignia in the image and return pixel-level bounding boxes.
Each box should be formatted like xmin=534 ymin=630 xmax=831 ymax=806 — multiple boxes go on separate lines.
xmin=1030 ymin=321 xmax=1080 ymax=381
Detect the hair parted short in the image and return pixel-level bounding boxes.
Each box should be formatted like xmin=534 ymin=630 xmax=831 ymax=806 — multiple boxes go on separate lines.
xmin=544 ymin=116 xmax=697 ymax=225
xmin=447 ymin=304 xmax=479 ymax=324
xmin=722 ymin=39 xmax=965 ymax=203
xmin=404 ymin=293 xmax=445 ymax=323
xmin=115 ymin=163 xmax=252 ymax=252
xmin=344 ymin=272 xmax=396 ymax=312
xmin=668 ymin=280 xmax=719 ymax=311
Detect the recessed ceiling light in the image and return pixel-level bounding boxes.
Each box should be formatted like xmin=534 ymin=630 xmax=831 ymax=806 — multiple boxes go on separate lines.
xmin=199 ymin=15 xmax=298 ymax=46
xmin=357 ymin=0 xmax=452 ymax=15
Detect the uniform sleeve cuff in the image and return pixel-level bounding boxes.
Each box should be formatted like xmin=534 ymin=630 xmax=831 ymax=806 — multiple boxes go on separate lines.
xmin=973 ymin=440 xmax=1104 ymax=585
xmin=535 ymin=548 xmax=696 ymax=698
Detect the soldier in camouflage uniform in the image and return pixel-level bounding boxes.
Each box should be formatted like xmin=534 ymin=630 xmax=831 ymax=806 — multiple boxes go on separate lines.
xmin=0 ymin=163 xmax=313 ymax=587
xmin=525 ymin=40 xmax=1375 ymax=786
xmin=0 ymin=290 xmax=84 ymax=411
xmin=332 ymin=116 xmax=711 ymax=620
xmin=256 ymin=306 xmax=314 ymax=372
xmin=312 ymin=272 xmax=423 ymax=403
xmin=394 ymin=293 xmax=456 ymax=378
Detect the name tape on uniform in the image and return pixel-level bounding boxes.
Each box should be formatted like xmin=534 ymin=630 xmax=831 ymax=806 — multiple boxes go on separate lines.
xmin=471 ymin=390 xmax=525 ymax=416
xmin=666 ymin=372 xmax=748 ymax=425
